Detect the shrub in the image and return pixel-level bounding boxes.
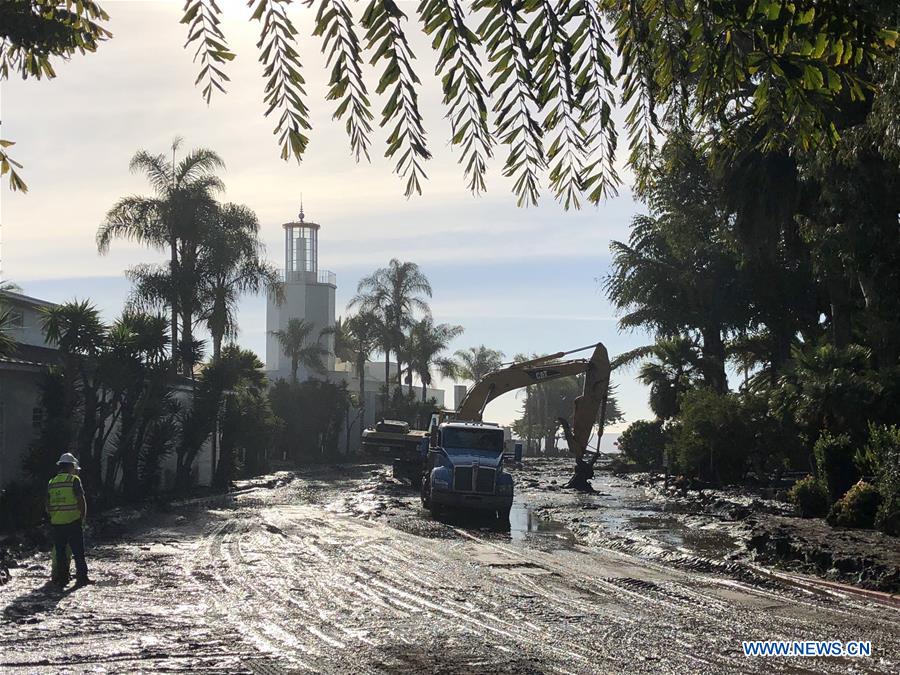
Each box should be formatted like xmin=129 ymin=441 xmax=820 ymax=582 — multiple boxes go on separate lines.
xmin=827 ymin=481 xmax=882 ymax=529
xmin=617 ymin=420 xmax=667 ymax=470
xmin=788 ymin=475 xmax=829 ymax=518
xmin=864 ymin=424 xmax=900 ymax=535
xmin=668 ymin=389 xmax=750 ymax=484
xmin=814 ymin=431 xmax=857 ymax=502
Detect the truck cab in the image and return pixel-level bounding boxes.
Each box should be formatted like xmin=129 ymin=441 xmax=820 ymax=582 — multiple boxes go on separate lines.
xmin=420 ymin=419 xmax=514 ymax=519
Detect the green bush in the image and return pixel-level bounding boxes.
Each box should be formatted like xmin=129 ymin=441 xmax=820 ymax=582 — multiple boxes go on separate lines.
xmin=617 ymin=420 xmax=667 ymax=470
xmin=668 ymin=389 xmax=749 ymax=484
xmin=814 ymin=431 xmax=857 ymax=502
xmin=864 ymin=424 xmax=900 ymax=535
xmin=788 ymin=475 xmax=829 ymax=518
xmin=827 ymin=481 xmax=882 ymax=529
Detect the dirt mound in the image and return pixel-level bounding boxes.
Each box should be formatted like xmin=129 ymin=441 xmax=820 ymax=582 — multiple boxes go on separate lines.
xmin=747 ymin=515 xmax=900 ymax=593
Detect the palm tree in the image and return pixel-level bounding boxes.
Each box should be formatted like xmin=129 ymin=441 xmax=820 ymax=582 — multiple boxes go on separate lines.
xmin=0 ymin=306 xmax=16 ymax=356
xmin=97 ymin=139 xmax=225 ymax=376
xmin=341 ymin=311 xmax=381 ymax=434
xmin=41 ymin=300 xmax=108 ymax=486
xmin=99 ymin=311 xmax=173 ymax=496
xmin=406 ymin=318 xmax=463 ymax=402
xmin=197 ymin=202 xmax=283 ymax=361
xmin=208 ymin=346 xmax=268 ymax=486
xmin=451 ymin=345 xmax=505 ymax=382
xmin=270 ymin=318 xmax=329 ymax=383
xmin=0 ymin=282 xmax=19 ymax=356
xmin=349 ymin=259 xmax=432 ymax=393
xmin=616 ymin=336 xmax=702 ymax=420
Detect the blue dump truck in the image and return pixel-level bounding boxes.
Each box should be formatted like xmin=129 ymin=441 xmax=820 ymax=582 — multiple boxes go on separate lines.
xmin=420 ymin=420 xmax=514 ymax=520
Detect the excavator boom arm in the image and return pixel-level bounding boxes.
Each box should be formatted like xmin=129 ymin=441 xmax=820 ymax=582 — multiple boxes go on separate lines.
xmin=454 ymin=343 xmax=611 ymax=462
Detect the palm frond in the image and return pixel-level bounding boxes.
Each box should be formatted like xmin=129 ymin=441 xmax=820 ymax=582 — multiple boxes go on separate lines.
xmin=0 ymin=139 xmax=28 ymax=192
xmin=181 ymin=0 xmax=235 ymax=103
xmin=314 ymin=0 xmax=374 ymax=161
xmin=129 ymin=151 xmax=173 ymax=195
xmin=362 ymin=0 xmax=431 ymax=197
xmin=250 ymin=0 xmax=312 ymax=161
xmin=476 ymin=0 xmax=545 ymax=207
xmin=529 ymin=0 xmax=587 ymax=209
xmin=175 ymin=147 xmax=227 ymax=187
xmin=419 ymin=0 xmax=492 ymax=194
xmin=571 ymin=0 xmax=619 ymax=202
xmin=97 ymin=196 xmax=168 ymax=253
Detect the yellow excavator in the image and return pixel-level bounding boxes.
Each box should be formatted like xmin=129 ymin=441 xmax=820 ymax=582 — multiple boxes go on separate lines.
xmin=361 ymin=342 xmax=611 ymax=492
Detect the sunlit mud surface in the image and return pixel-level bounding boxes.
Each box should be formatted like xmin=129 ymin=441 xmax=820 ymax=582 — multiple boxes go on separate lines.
xmin=2 ymin=462 xmax=898 ymax=673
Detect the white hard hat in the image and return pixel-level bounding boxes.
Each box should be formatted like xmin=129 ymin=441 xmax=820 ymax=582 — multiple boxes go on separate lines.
xmin=57 ymin=453 xmax=80 ymax=469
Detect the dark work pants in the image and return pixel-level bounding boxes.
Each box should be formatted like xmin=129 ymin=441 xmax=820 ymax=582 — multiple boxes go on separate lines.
xmin=52 ymin=521 xmax=88 ymax=580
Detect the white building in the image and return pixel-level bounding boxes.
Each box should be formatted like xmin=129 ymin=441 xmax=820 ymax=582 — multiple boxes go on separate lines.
xmin=263 ymin=207 xmax=446 ymax=451
xmin=0 ymin=290 xmax=58 ymax=488
xmin=265 ymin=207 xmax=337 ymax=382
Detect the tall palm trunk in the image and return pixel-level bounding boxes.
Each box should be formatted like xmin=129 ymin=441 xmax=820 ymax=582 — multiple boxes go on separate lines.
xmin=383 ymin=348 xmax=390 ymax=405
xmin=357 ymin=357 xmax=367 ymax=438
xmin=170 ymin=236 xmax=178 ymax=375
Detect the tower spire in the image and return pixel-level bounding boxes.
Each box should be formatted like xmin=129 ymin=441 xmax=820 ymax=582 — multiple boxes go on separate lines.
xmin=299 ymin=194 xmax=305 ymax=223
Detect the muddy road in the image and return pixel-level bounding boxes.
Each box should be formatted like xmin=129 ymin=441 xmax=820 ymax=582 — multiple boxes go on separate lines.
xmin=2 ymin=462 xmax=898 ymax=673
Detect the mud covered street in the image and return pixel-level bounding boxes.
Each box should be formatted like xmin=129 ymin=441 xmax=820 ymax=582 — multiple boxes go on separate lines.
xmin=2 ymin=462 xmax=899 ymax=674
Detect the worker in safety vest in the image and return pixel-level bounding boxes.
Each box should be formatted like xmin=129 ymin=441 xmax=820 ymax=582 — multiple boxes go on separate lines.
xmin=46 ymin=453 xmax=90 ymax=587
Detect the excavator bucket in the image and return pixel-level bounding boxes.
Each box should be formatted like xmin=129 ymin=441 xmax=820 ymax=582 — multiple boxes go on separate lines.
xmin=558 ymin=343 xmax=611 ymax=490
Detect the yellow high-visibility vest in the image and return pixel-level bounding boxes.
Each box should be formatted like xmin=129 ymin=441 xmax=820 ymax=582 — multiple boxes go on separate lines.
xmin=47 ymin=473 xmax=82 ymax=525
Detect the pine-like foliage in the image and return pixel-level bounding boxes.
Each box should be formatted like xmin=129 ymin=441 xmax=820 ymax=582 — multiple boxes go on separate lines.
xmin=181 ymin=0 xmax=236 ymax=102
xmin=250 ymin=0 xmax=312 ymax=160
xmin=4 ymin=1 xmax=898 ymax=209
xmin=313 ymin=0 xmax=374 ymax=161
xmin=419 ymin=0 xmax=492 ymax=194
xmin=362 ymin=0 xmax=432 ymax=197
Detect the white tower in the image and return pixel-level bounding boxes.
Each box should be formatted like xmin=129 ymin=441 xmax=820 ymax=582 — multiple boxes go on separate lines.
xmin=266 ymin=204 xmax=337 ymax=381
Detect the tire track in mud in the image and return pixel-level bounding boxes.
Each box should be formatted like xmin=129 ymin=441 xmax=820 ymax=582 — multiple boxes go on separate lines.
xmin=194 ymin=519 xmax=319 ymax=671
xmin=304 ymin=511 xmax=612 ymax=669
xmin=194 ymin=488 xmax=900 ymax=675
xmin=203 ymin=507 xmax=604 ymax=672
xmin=266 ymin=512 xmax=585 ymax=670
xmin=445 ymin=522 xmax=900 ymax=674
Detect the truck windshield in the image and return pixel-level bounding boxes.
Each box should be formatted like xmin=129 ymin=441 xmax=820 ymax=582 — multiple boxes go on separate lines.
xmin=442 ymin=428 xmax=504 ymax=452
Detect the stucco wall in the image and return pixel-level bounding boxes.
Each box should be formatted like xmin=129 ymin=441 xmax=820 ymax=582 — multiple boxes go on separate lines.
xmin=0 ymin=368 xmax=43 ymax=488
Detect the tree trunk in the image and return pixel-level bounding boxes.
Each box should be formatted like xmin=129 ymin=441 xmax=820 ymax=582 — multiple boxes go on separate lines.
xmin=181 ymin=310 xmax=193 ymax=378
xmin=422 ymin=380 xmax=427 ymax=403
xmin=213 ymin=331 xmax=223 ymax=363
xmin=858 ymin=271 xmax=898 ymax=370
xmin=358 ymin=358 xmax=367 ymax=439
xmin=170 ymin=236 xmax=178 ymax=376
xmin=826 ymin=271 xmax=853 ymax=349
xmin=383 ymin=350 xmax=390 ymax=407
xmin=700 ymin=327 xmax=728 ymax=394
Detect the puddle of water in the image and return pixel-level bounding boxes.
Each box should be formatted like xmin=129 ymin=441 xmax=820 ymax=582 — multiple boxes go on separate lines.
xmin=508 ymin=502 xmax=576 ymax=548
xmin=577 ymin=475 xmax=740 ymax=558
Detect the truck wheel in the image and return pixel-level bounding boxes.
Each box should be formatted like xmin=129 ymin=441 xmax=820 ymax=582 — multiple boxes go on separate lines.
xmin=392 ymin=459 xmax=405 ymax=481
xmin=497 ymin=507 xmax=511 ymax=524
xmin=420 ymin=476 xmax=431 ymax=509
xmin=429 ymin=503 xmax=444 ymax=520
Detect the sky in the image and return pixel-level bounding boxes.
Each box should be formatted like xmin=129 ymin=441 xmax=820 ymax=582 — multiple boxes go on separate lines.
xmin=1 ymin=0 xmax=653 ymax=431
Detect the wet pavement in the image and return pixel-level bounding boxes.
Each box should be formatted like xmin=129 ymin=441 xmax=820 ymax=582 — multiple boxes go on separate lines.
xmin=2 ymin=461 xmax=899 ymax=673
